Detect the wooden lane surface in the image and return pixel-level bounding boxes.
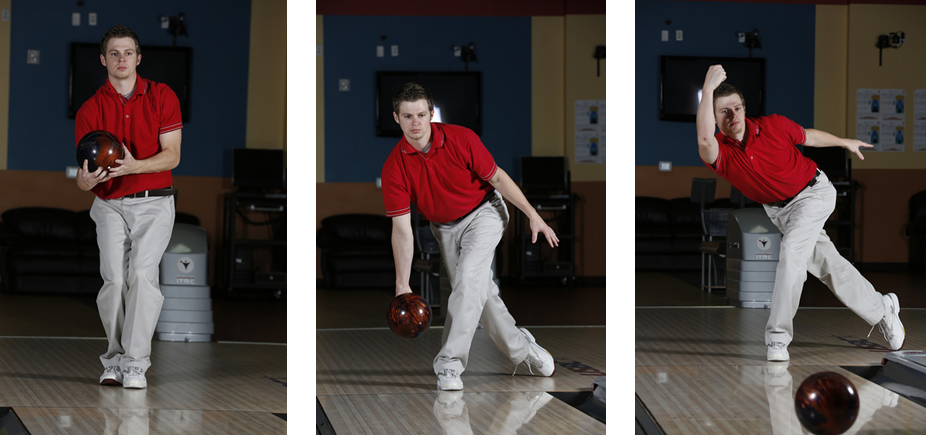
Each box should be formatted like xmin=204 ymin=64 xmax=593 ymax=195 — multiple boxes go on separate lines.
xmin=636 ymin=306 xmax=926 ymax=433
xmin=0 ymin=338 xmax=287 ymax=434
xmin=317 ymin=327 xmax=607 ymax=434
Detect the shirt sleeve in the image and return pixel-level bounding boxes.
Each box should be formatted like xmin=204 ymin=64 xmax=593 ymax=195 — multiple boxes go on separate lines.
xmin=381 ymin=152 xmax=411 ymax=218
xmin=74 ymin=104 xmax=97 ymax=147
xmin=466 ymin=129 xmax=498 ymax=181
xmin=776 ymin=114 xmax=806 ymax=145
xmin=157 ymin=84 xmax=183 ymax=135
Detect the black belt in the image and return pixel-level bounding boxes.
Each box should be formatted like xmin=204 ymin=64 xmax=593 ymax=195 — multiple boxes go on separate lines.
xmin=451 ymin=190 xmax=496 ymax=222
xmin=122 ymin=187 xmax=176 ymax=199
xmin=765 ymin=170 xmax=821 ymax=208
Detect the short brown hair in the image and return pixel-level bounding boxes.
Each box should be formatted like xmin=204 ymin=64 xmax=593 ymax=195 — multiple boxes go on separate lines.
xmin=100 ymin=24 xmax=141 ymax=56
xmin=392 ymin=82 xmax=433 ymax=114
xmin=713 ymin=83 xmax=745 ymax=107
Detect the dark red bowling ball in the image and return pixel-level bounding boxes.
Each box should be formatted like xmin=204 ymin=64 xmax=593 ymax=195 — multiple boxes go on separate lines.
xmin=77 ymin=130 xmax=124 ymax=173
xmin=794 ymin=371 xmax=860 ymax=435
xmin=387 ymin=293 xmax=432 ymax=339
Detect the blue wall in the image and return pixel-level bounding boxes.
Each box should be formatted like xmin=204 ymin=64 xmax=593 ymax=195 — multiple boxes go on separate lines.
xmin=635 ymin=0 xmax=815 ymax=167
xmin=322 ymin=15 xmax=532 ymax=183
xmin=8 ymin=0 xmax=251 ymax=177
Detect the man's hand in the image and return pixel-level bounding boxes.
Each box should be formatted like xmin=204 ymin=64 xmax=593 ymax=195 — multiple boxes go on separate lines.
xmin=395 ymin=283 xmax=412 ymax=297
xmin=529 ymin=214 xmax=559 ymax=248
xmin=107 ymin=144 xmax=139 ymax=178
xmin=703 ymin=64 xmax=726 ymax=92
xmin=843 ymin=138 xmax=874 ymax=160
xmin=76 ymin=159 xmax=111 ymax=191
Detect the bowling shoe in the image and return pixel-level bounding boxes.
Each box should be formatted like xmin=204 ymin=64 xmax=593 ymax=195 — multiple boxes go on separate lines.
xmin=871 ymin=293 xmax=905 ymax=350
xmin=99 ymin=366 xmax=123 ymax=386
xmin=515 ymin=328 xmax=555 ymax=376
xmin=437 ymin=369 xmax=463 ymax=391
xmin=122 ymin=366 xmax=147 ymax=389
xmin=767 ymin=342 xmax=789 ymax=362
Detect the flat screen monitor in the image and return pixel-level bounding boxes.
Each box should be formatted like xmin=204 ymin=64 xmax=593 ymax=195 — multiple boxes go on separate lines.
xmin=69 ymin=42 xmax=192 ymax=122
xmin=520 ymin=156 xmax=568 ymax=193
xmin=660 ymin=55 xmax=765 ymax=122
xmin=376 ymin=71 xmax=482 ymax=137
xmin=233 ymin=148 xmax=286 ymax=189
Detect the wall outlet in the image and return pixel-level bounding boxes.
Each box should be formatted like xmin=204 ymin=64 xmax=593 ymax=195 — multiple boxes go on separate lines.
xmin=88 ymin=13 xmax=97 ymax=26
xmin=339 ymin=79 xmax=350 ymax=91
xmin=661 ymin=30 xmax=668 ymax=42
xmin=27 ymin=50 xmax=39 ymax=65
xmin=658 ymin=161 xmax=672 ymax=172
xmin=65 ymin=166 xmax=78 ymax=179
xmin=72 ymin=12 xmax=80 ymax=26
xmin=317 ymin=45 xmax=323 ymax=56
xmin=391 ymin=45 xmax=399 ymax=56
xmin=376 ymin=177 xmax=382 ymax=188
xmin=376 ymin=46 xmax=384 ymax=57
xmin=2 ymin=9 xmax=10 ymax=21
xmin=676 ymin=30 xmax=683 ymax=41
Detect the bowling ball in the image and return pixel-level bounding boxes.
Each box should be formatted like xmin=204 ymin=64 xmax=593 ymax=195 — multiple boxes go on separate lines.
xmin=387 ymin=293 xmax=432 ymax=339
xmin=794 ymin=371 xmax=860 ymax=435
xmin=76 ymin=130 xmax=124 ymax=173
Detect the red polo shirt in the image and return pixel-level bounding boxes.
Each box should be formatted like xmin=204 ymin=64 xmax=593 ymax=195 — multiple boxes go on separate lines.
xmin=382 ymin=123 xmax=498 ymax=223
xmin=704 ymin=114 xmax=817 ymax=204
xmin=75 ymin=75 xmax=182 ymax=199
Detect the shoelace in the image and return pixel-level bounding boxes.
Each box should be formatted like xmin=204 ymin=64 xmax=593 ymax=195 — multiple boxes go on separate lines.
xmin=868 ymin=306 xmax=894 ymax=341
xmin=440 ymin=369 xmax=458 ymax=380
xmin=124 ymin=367 xmax=144 ymax=376
xmin=512 ymin=351 xmax=542 ymax=376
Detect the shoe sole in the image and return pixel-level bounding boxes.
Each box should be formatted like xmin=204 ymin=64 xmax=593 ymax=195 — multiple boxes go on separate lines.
xmin=100 ymin=379 xmax=122 ymax=386
xmin=437 ymin=384 xmax=463 ymax=391
xmin=123 ymin=383 xmax=147 ymax=389
xmin=888 ymin=293 xmax=906 ymax=351
xmin=520 ymin=328 xmax=556 ymax=376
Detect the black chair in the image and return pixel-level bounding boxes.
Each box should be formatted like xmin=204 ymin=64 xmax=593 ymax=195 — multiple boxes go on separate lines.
xmin=691 ymin=178 xmax=728 ymax=291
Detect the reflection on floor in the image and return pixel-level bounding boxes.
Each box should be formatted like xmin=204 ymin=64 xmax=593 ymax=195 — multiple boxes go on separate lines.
xmin=0 ymin=291 xmax=287 ymax=434
xmin=636 ymin=270 xmax=926 ymax=434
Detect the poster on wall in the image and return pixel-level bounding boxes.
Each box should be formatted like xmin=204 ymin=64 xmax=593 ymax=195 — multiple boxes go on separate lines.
xmin=880 ymin=89 xmax=905 ymax=121
xmin=914 ymin=121 xmax=926 ymax=152
xmin=857 ymin=119 xmax=882 ymax=151
xmin=915 ymin=89 xmax=926 ymax=118
xmin=880 ymin=120 xmax=905 ymax=151
xmin=575 ymin=100 xmax=605 ymax=164
xmin=857 ymin=89 xmax=880 ymax=120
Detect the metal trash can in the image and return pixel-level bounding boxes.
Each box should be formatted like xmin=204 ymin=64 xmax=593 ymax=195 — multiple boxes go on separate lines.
xmin=156 ymin=223 xmax=214 ymax=342
xmin=726 ymin=209 xmax=782 ymax=308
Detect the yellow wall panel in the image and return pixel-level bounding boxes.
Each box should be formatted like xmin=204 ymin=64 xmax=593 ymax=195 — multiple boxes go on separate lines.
xmin=246 ymin=0 xmax=286 ymax=151
xmin=564 ymin=15 xmax=605 ymax=182
xmin=531 ymin=16 xmax=565 ymax=157
xmin=847 ymin=4 xmax=926 ymax=169
xmin=814 ymin=4 xmax=848 ymax=136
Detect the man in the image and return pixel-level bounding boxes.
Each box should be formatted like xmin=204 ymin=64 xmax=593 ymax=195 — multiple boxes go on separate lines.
xmin=381 ymin=82 xmax=557 ymax=390
xmin=75 ymin=24 xmax=182 ymax=389
xmin=696 ymin=64 xmax=904 ymax=361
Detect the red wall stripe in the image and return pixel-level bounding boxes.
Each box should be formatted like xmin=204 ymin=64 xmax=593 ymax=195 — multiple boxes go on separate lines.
xmin=315 ymin=0 xmax=605 ymax=16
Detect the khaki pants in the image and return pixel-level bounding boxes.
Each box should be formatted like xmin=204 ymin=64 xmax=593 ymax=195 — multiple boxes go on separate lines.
xmin=763 ymin=171 xmax=884 ymax=346
xmin=90 ymin=195 xmax=175 ymax=372
xmin=430 ymin=191 xmax=530 ymax=375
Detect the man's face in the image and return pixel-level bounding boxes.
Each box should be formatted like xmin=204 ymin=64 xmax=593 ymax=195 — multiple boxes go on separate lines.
xmin=100 ymin=37 xmax=141 ymax=80
xmin=714 ymin=93 xmax=746 ymax=138
xmin=393 ymin=99 xmax=433 ymax=142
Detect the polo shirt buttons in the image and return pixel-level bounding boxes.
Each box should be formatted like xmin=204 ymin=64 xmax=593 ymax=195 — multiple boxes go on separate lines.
xmin=125 ymin=115 xmax=129 ymax=118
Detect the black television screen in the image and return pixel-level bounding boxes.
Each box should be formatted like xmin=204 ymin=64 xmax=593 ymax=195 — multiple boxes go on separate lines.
xmin=520 ymin=156 xmax=567 ymax=193
xmin=660 ymin=56 xmax=765 ymax=122
xmin=233 ymin=148 xmax=286 ymax=189
xmin=69 ymin=42 xmax=192 ymax=122
xmin=376 ymin=71 xmax=482 ymax=137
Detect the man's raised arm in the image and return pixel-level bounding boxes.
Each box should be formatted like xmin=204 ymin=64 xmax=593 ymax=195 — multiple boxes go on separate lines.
xmin=697 ymin=65 xmax=726 ymax=165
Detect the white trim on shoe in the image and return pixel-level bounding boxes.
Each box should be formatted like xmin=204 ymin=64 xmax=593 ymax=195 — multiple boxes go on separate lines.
xmin=767 ymin=342 xmax=790 ymax=362
xmin=437 ymin=369 xmax=463 ymax=391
